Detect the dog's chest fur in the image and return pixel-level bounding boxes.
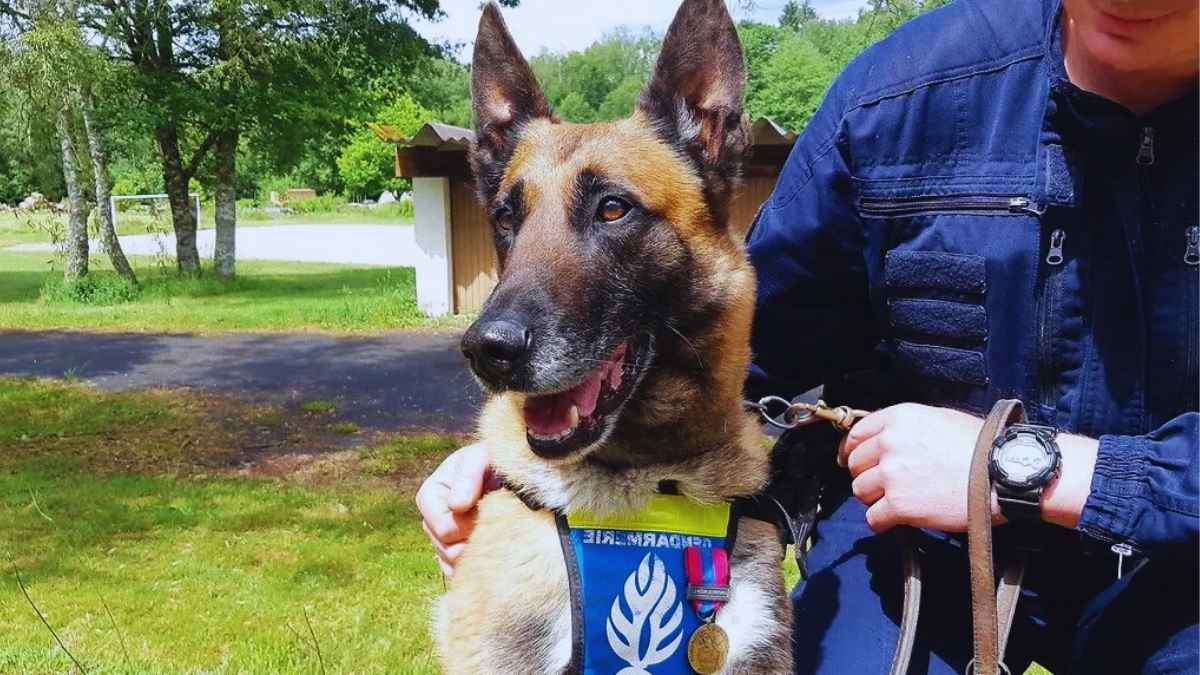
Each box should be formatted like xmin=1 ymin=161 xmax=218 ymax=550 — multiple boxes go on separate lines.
xmin=435 ymin=490 xmax=791 ymax=675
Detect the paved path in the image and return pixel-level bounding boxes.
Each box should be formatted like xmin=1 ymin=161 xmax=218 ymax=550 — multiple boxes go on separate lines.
xmin=8 ymin=224 xmax=419 ymax=267
xmin=0 ymin=330 xmax=481 ymax=432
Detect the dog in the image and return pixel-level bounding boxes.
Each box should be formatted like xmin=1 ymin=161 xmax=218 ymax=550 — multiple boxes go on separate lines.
xmin=435 ymin=1 xmax=793 ymax=673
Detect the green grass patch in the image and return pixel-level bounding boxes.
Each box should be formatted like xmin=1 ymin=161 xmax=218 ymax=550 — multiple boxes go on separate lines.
xmin=40 ymin=274 xmax=141 ymax=306
xmin=0 ymin=378 xmax=173 ymax=443
xmin=302 ymin=400 xmax=338 ymax=415
xmin=0 ymin=377 xmax=445 ymax=673
xmin=359 ymin=433 xmax=462 ymax=477
xmin=0 ymin=252 xmax=450 ymax=333
xmin=329 ymin=421 xmax=359 ymax=435
xmin=0 ymin=378 xmax=1052 ymax=674
xmin=240 ymin=199 xmax=414 ymax=224
xmin=0 ymin=466 xmax=441 ymax=674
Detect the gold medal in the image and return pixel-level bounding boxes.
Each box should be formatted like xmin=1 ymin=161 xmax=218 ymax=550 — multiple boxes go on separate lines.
xmin=687 ymin=621 xmax=729 ymax=674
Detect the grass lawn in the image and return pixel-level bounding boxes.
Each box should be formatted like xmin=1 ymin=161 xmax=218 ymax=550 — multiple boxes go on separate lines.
xmin=0 ymin=378 xmax=1056 ymax=674
xmin=0 ymin=200 xmax=458 ymax=333
xmin=0 ymin=377 xmax=458 ymax=674
xmin=0 ymin=251 xmax=467 ymax=333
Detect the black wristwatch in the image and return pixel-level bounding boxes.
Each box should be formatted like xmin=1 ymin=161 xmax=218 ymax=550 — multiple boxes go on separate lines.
xmin=988 ymin=423 xmax=1062 ymax=522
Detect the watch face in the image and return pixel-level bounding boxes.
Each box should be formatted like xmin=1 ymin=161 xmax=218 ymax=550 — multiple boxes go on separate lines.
xmin=995 ymin=433 xmax=1052 ymax=486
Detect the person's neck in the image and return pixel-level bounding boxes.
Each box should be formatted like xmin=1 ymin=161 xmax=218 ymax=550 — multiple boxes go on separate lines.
xmin=1063 ymin=14 xmax=1197 ymax=116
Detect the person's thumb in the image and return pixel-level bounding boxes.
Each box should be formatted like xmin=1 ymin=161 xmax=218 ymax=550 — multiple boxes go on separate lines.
xmin=448 ymin=443 xmax=491 ymax=512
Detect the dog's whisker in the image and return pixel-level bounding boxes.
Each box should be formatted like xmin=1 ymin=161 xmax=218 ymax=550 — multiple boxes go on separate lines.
xmin=666 ymin=324 xmax=705 ymax=371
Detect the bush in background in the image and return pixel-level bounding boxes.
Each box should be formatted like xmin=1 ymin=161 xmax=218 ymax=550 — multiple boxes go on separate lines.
xmin=336 ymin=93 xmax=429 ymax=201
xmin=41 ymin=274 xmax=140 ymax=305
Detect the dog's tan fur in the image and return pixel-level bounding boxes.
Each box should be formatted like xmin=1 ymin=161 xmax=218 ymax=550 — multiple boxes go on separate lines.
xmin=435 ymin=1 xmax=793 ymax=673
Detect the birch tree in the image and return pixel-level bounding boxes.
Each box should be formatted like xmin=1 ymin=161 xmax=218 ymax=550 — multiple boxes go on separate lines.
xmin=3 ymin=13 xmax=137 ymax=284
xmin=81 ymin=88 xmax=137 ymax=286
xmin=4 ymin=16 xmax=92 ymax=280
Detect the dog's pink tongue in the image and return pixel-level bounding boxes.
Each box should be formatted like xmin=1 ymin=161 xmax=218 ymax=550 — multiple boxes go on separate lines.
xmin=524 ymin=393 xmax=574 ymax=437
xmin=523 ymin=369 xmax=604 ymax=436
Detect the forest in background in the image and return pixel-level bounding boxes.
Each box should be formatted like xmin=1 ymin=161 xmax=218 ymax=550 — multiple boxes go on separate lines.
xmin=0 ymin=0 xmax=947 ymax=282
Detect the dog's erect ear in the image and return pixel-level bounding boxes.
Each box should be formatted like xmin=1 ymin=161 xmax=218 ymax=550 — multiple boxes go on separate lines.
xmin=638 ymin=0 xmax=749 ymax=215
xmin=471 ymin=3 xmax=554 ymax=202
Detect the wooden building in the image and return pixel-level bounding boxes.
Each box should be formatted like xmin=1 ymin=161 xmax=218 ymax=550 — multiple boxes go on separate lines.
xmin=395 ymin=119 xmax=796 ymax=316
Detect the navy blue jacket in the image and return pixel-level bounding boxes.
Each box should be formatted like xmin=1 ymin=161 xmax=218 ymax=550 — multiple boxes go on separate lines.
xmin=747 ymin=0 xmax=1198 ymax=561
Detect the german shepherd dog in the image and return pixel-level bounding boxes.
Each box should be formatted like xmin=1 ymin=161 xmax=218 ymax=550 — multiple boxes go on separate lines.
xmin=436 ymin=1 xmax=792 ymax=672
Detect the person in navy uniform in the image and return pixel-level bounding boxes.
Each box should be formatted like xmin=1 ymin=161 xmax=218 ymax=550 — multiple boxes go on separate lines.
xmin=420 ymin=0 xmax=1199 ymax=672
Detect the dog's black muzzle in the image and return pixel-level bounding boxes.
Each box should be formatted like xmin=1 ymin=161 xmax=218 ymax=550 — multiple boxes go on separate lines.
xmin=461 ymin=313 xmax=533 ymax=390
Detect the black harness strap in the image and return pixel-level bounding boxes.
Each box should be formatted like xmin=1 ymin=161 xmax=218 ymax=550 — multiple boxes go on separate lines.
xmin=553 ymin=512 xmax=585 ymax=675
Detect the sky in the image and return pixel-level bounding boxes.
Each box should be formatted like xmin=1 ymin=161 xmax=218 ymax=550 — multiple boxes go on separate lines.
xmin=411 ymin=0 xmax=871 ymax=60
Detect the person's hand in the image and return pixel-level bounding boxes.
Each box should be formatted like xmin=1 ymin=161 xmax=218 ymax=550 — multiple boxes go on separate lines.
xmin=838 ymin=403 xmax=997 ymax=534
xmin=416 ymin=443 xmax=499 ymax=576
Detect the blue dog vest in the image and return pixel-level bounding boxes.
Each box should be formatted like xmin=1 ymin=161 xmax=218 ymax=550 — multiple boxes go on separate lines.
xmin=554 ymin=494 xmax=733 ymax=675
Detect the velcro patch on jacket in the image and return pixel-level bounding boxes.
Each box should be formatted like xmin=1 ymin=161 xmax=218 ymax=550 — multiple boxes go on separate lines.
xmin=896 ymin=340 xmax=989 ymax=386
xmin=885 ymin=250 xmax=987 ymax=295
xmin=889 ymin=298 xmax=988 ymax=342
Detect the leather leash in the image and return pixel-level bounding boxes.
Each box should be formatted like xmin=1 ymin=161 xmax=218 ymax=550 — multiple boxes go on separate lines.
xmin=965 ymin=399 xmax=1028 ymax=675
xmin=752 ymin=397 xmax=1030 ymax=675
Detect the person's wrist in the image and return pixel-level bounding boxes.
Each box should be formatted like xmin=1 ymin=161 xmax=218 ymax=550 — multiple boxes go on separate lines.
xmin=1040 ymin=433 xmax=1099 ymax=529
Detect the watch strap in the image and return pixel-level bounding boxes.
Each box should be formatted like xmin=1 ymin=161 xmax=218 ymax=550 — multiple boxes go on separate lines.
xmin=997 ymin=490 xmax=1042 ymax=522
xmin=1009 ymin=423 xmax=1057 ymax=439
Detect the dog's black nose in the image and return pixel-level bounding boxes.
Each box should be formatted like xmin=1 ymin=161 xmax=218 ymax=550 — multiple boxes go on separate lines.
xmin=461 ymin=318 xmax=531 ymax=385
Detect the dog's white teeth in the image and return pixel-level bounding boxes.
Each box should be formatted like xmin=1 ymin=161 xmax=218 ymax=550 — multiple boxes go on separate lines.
xmin=568 ymin=405 xmax=580 ymax=429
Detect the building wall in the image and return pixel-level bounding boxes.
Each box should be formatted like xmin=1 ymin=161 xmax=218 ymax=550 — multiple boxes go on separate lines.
xmin=450 ymin=179 xmax=499 ymax=314
xmin=447 ymin=174 xmax=778 ymax=314
xmin=730 ymin=175 xmax=777 ymax=240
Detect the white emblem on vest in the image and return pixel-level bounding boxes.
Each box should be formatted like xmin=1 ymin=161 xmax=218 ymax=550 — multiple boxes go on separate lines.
xmin=607 ymin=552 xmax=684 ymax=674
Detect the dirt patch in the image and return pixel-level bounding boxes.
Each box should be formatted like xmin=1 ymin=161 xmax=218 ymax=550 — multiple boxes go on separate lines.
xmin=2 ymin=380 xmax=465 ymax=496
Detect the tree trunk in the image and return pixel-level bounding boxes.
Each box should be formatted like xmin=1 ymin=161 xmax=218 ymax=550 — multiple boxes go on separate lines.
xmin=213 ymin=128 xmax=238 ymax=280
xmin=81 ymin=92 xmax=138 ymax=288
xmin=57 ymin=108 xmax=89 ymax=281
xmin=154 ymin=125 xmax=201 ymax=275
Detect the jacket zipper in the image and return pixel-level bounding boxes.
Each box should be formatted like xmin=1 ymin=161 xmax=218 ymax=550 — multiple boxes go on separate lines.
xmin=859 ymin=195 xmax=1043 ymax=218
xmin=1038 ymin=228 xmax=1067 ymax=409
xmin=1136 ymin=127 xmax=1156 ymax=166
xmin=1186 ymin=226 xmax=1199 ymax=407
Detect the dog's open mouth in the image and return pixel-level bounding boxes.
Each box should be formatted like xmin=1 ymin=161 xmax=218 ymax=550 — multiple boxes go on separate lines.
xmin=522 ymin=341 xmax=645 ymax=458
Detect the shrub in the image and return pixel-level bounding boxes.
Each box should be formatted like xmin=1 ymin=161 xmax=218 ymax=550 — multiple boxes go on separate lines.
xmin=289 ymin=194 xmax=345 ymax=214
xmin=41 ymin=274 xmax=140 ymax=305
xmin=374 ymin=199 xmax=414 ymax=220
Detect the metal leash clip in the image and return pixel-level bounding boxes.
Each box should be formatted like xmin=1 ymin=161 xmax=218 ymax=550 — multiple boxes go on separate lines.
xmin=750 ymin=396 xmax=870 ymax=432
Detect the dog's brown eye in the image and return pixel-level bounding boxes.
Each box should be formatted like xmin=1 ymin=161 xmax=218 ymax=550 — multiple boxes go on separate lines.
xmin=597 ymin=197 xmax=631 ymax=223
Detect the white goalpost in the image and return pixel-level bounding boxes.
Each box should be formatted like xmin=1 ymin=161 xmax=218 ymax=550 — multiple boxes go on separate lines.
xmin=110 ymin=193 xmax=201 ymax=233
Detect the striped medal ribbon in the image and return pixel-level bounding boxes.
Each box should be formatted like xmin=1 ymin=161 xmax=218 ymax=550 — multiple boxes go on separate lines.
xmin=683 ymin=546 xmax=731 ymax=674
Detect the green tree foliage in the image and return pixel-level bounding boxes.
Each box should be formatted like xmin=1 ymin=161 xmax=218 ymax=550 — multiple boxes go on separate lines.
xmin=780 ymin=1 xmax=818 ymax=30
xmin=337 ymin=93 xmax=430 ymax=200
xmin=404 ymin=57 xmax=473 ymax=128
xmin=752 ymin=32 xmax=837 ymax=131
xmin=0 ymin=0 xmax=955 ymax=211
xmin=739 ymin=0 xmax=952 ymax=131
xmin=530 ymin=28 xmax=658 ymax=123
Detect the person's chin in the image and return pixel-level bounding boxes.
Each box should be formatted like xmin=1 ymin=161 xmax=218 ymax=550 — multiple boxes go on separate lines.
xmin=1076 ymin=26 xmax=1168 ymax=73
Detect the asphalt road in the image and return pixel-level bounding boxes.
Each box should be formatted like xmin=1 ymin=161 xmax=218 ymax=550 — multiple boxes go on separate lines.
xmin=8 ymin=224 xmax=419 ymax=267
xmin=0 ymin=330 xmax=482 ymax=432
